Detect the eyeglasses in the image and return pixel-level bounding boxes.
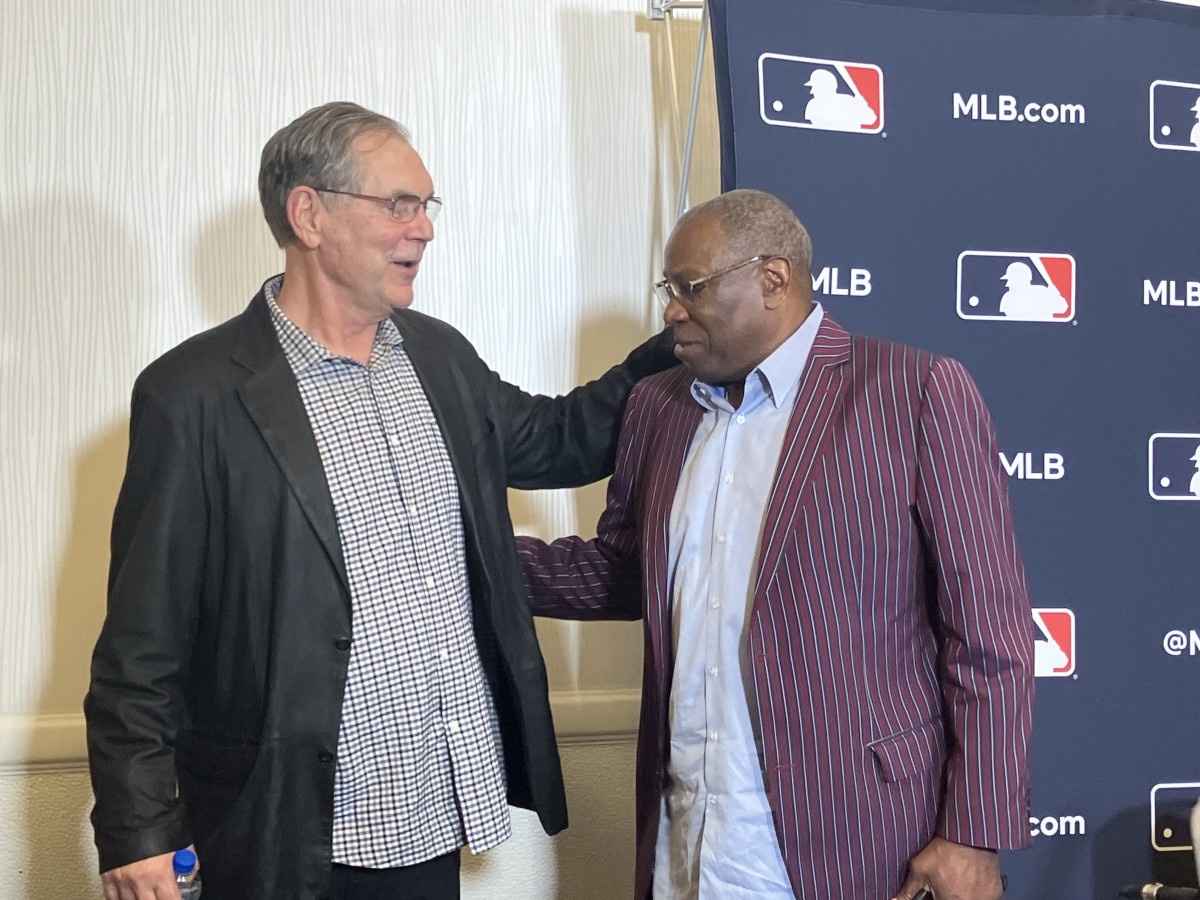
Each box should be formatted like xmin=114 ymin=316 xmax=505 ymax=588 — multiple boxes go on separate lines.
xmin=653 ymin=255 xmax=769 ymax=309
xmin=312 ymin=188 xmax=443 ymax=223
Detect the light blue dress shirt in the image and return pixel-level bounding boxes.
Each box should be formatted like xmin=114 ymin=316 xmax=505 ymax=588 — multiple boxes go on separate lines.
xmin=654 ymin=305 xmax=825 ymax=899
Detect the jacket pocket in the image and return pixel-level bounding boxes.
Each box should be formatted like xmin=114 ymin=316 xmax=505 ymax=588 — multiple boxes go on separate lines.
xmin=867 ymin=718 xmax=943 ymax=783
xmin=176 ymin=732 xmax=260 ymax=842
xmin=176 ymin=731 xmax=259 ymax=785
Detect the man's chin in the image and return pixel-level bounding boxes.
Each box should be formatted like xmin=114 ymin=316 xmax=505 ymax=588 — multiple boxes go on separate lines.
xmin=672 ymin=342 xmax=708 ymax=374
xmin=389 ymin=290 xmax=415 ymax=311
xmin=675 ymin=354 xmax=739 ymax=386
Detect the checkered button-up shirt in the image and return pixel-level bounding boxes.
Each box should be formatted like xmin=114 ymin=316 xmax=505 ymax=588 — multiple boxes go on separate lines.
xmin=265 ymin=277 xmax=511 ymax=867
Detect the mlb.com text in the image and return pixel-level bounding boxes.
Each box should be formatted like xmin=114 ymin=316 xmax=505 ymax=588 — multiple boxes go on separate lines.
xmin=953 ymin=93 xmax=1086 ymax=125
xmin=1030 ymin=814 xmax=1086 ymax=837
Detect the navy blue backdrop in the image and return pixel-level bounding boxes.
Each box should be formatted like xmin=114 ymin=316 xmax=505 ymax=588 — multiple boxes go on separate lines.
xmin=706 ymin=0 xmax=1200 ymax=897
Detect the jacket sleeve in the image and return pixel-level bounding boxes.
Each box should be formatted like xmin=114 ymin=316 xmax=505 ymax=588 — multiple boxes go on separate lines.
xmin=914 ymin=356 xmax=1035 ymax=852
xmin=514 ymin=381 xmax=652 ymax=621
xmin=84 ymin=379 xmax=203 ymax=872
xmin=487 ymin=328 xmax=677 ymax=489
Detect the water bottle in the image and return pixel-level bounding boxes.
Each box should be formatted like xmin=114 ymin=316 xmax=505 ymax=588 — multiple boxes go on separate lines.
xmin=172 ymin=848 xmax=202 ymax=898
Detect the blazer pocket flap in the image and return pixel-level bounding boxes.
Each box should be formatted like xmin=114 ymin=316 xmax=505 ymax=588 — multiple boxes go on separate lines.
xmin=868 ymin=718 xmax=942 ymax=783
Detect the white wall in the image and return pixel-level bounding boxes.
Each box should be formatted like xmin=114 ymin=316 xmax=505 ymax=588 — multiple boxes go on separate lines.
xmin=0 ymin=0 xmax=719 ymax=896
xmin=0 ymin=740 xmax=641 ymax=900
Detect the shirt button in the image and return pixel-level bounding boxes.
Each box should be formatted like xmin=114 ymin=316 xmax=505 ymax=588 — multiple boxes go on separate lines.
xmin=334 ymin=639 xmax=351 ymax=651
xmin=425 ymin=577 xmax=436 ymax=588
xmin=724 ymin=473 xmax=734 ymax=484
xmin=440 ymin=649 xmax=450 ymax=661
xmin=317 ymin=751 xmax=334 ymax=763
xmin=710 ymin=731 xmax=719 ymax=742
xmin=708 ymin=795 xmax=718 ymax=806
xmin=709 ymin=665 xmax=718 ymax=676
xmin=716 ymin=534 xmax=726 ymax=544
xmin=736 ymin=414 xmax=745 ymax=425
xmin=711 ymin=598 xmax=721 ymax=609
xmin=447 ymin=721 xmax=460 ymax=734
xmin=390 ymin=435 xmax=400 ymax=448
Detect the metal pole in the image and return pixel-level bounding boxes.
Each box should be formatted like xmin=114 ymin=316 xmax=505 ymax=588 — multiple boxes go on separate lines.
xmin=676 ymin=1 xmax=709 ymax=220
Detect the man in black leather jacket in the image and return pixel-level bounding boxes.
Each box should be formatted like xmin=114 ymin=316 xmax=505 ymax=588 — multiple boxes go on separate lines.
xmin=85 ymin=101 xmax=676 ymax=900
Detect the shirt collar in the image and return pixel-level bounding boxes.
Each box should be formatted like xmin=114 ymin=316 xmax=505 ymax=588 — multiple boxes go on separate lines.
xmin=689 ymin=303 xmax=825 ymax=412
xmin=264 ymin=274 xmax=404 ymax=373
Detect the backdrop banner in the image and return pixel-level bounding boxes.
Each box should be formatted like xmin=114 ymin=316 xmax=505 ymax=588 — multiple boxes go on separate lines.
xmin=707 ymin=0 xmax=1200 ymax=896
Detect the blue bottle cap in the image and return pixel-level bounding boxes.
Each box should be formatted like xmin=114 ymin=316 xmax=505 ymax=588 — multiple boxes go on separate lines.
xmin=173 ymin=848 xmax=197 ymax=875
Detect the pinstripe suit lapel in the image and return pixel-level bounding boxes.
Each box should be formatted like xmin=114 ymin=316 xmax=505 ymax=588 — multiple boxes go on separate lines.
xmin=755 ymin=315 xmax=852 ymax=594
xmin=640 ymin=369 xmax=703 ymax=675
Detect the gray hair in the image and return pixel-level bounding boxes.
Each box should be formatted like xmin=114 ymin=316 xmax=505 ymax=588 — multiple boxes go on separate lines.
xmin=258 ymin=101 xmax=412 ymax=247
xmin=679 ymin=188 xmax=813 ymax=276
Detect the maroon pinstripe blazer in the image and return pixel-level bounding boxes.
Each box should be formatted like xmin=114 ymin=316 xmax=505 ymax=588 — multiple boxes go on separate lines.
xmin=518 ymin=315 xmax=1034 ymax=899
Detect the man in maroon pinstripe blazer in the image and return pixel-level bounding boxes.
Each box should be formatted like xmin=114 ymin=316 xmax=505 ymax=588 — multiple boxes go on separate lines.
xmin=517 ymin=190 xmax=1034 ymax=900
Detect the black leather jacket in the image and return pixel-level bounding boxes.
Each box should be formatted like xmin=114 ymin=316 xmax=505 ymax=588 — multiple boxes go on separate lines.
xmin=85 ymin=284 xmax=675 ymax=899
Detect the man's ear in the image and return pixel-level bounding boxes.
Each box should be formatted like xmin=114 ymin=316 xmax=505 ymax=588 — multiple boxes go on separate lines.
xmin=761 ymin=257 xmax=792 ymax=310
xmin=287 ymin=186 xmax=324 ymax=250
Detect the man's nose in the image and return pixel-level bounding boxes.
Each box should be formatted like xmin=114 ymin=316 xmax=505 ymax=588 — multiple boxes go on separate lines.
xmin=662 ymin=295 xmax=689 ymax=326
xmin=409 ymin=206 xmax=435 ymax=241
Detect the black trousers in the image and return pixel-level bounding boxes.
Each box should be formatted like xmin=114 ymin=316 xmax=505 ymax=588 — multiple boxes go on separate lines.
xmin=323 ymin=852 xmax=461 ymax=900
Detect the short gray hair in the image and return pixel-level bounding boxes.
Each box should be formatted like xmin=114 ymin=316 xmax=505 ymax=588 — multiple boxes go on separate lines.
xmin=679 ymin=188 xmax=813 ymax=276
xmin=258 ymin=101 xmax=411 ymax=247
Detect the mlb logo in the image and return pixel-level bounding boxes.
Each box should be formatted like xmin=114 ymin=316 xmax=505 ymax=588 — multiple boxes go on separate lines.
xmin=1150 ymin=783 xmax=1200 ymax=852
xmin=1148 ymin=433 xmax=1200 ymax=501
xmin=758 ymin=53 xmax=884 ymax=134
xmin=1150 ymin=80 xmax=1200 ymax=152
xmin=957 ymin=251 xmax=1076 ymax=323
xmin=1033 ymin=608 xmax=1075 ymax=678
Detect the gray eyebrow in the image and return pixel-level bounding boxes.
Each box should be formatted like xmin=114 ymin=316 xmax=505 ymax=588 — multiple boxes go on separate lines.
xmin=387 ymin=189 xmax=437 ymax=201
